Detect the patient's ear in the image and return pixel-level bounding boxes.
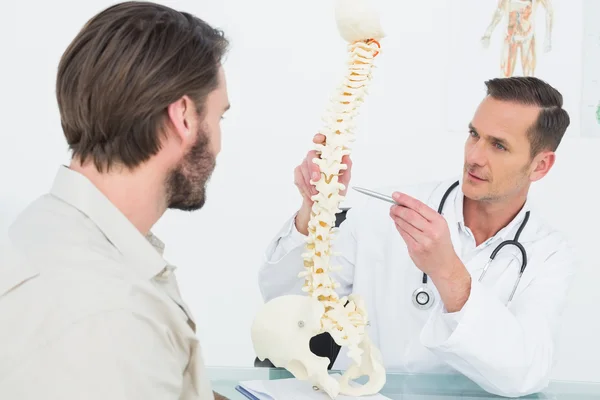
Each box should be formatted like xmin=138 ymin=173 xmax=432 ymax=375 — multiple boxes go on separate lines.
xmin=166 ymin=95 xmax=196 ymax=146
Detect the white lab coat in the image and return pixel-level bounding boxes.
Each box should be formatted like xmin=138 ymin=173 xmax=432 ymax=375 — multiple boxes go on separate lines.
xmin=258 ymin=177 xmax=577 ymax=398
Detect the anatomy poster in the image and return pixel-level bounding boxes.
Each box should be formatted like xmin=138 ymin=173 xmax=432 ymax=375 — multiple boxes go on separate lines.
xmin=444 ymin=0 xmax=581 ymax=134
xmin=580 ymin=0 xmax=600 ymax=138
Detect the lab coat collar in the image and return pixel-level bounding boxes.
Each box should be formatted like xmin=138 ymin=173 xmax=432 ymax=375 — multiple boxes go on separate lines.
xmin=454 ymin=175 xmax=532 ymax=242
xmin=49 ymin=165 xmax=168 ymax=280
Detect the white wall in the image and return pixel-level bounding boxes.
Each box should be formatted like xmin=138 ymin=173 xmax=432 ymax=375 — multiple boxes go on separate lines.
xmin=1 ymin=0 xmax=598 ymax=383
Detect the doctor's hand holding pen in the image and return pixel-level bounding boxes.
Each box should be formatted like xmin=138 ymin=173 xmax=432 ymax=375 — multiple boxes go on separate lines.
xmin=293 ymin=133 xmax=353 ymax=235
xmin=389 ymin=193 xmax=471 ymax=312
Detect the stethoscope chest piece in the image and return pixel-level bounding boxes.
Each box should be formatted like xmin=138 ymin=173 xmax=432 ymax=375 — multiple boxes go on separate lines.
xmin=412 ymin=286 xmax=435 ymax=310
xmin=409 ymin=180 xmax=530 ymax=310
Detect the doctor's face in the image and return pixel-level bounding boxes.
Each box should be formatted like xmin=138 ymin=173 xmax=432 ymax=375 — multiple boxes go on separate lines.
xmin=462 ymin=96 xmax=541 ymax=202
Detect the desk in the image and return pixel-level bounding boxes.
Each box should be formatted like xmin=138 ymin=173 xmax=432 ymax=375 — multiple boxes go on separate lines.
xmin=208 ymin=367 xmax=600 ymax=399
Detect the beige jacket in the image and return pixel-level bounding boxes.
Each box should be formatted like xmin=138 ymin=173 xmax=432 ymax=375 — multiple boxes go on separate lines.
xmin=0 ymin=166 xmax=214 ymax=399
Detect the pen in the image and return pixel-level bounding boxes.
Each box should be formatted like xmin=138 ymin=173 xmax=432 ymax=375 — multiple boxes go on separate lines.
xmin=352 ymin=186 xmax=398 ymax=205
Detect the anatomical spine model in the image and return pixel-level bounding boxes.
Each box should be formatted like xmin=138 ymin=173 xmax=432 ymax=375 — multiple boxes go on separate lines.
xmin=251 ymin=0 xmax=386 ymax=398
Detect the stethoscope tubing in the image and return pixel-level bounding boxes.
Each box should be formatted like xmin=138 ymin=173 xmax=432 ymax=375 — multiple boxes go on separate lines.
xmin=415 ymin=181 xmax=529 ymax=309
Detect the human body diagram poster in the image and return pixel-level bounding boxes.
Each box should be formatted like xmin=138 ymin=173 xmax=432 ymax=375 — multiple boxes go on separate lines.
xmin=444 ymin=0 xmax=582 ymax=135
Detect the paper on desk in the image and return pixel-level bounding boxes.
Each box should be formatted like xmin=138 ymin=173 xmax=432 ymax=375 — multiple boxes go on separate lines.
xmin=236 ymin=374 xmax=391 ymax=400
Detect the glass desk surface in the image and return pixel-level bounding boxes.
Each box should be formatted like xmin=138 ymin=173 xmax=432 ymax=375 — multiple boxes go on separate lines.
xmin=208 ymin=367 xmax=600 ymax=399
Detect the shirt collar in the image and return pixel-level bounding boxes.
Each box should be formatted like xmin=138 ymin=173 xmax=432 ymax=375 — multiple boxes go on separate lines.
xmin=453 ymin=175 xmax=533 ymax=242
xmin=49 ymin=165 xmax=167 ymax=280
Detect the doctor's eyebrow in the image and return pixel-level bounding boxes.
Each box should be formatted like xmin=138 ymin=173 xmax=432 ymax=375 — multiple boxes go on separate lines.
xmin=468 ymin=123 xmax=511 ymax=149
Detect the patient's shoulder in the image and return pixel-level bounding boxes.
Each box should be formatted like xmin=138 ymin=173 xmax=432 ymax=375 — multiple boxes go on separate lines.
xmin=0 ymin=239 xmax=189 ymax=354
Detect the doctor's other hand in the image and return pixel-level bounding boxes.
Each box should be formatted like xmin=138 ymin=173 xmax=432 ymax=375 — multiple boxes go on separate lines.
xmin=388 ymin=192 xmax=463 ymax=281
xmin=294 ymin=133 xmax=352 ymax=235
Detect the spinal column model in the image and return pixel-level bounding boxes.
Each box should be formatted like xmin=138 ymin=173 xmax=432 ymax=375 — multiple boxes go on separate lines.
xmin=301 ymin=1 xmax=382 ymax=370
xmin=251 ymin=0 xmax=386 ymax=398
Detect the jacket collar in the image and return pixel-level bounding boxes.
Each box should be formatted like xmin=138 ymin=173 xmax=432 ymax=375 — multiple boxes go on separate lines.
xmin=49 ymin=165 xmax=167 ymax=280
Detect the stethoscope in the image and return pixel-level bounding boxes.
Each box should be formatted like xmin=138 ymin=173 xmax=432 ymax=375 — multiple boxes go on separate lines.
xmin=412 ymin=180 xmax=530 ymax=310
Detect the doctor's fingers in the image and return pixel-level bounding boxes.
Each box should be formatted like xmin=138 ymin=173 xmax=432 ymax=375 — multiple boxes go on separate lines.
xmin=301 ymin=159 xmax=320 ymax=196
xmin=394 ymin=219 xmax=432 ymax=251
xmin=312 ymin=133 xmax=326 ymax=144
xmin=394 ymin=221 xmax=419 ymax=249
xmin=390 ymin=205 xmax=429 ymax=232
xmin=294 ymin=166 xmax=315 ymax=200
xmin=339 ymin=155 xmax=352 ymax=184
xmin=304 ymin=151 xmax=321 ymax=182
xmin=392 ymin=192 xmax=438 ymax=221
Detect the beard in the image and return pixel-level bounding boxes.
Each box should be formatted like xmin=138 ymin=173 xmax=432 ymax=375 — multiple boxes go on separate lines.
xmin=165 ymin=128 xmax=216 ymax=211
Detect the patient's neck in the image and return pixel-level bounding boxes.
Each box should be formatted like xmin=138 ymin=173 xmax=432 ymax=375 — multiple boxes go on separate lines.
xmin=69 ymin=159 xmax=166 ymax=235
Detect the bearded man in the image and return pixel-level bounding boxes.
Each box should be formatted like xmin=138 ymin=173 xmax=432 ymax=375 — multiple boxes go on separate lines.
xmin=0 ymin=2 xmax=231 ymax=399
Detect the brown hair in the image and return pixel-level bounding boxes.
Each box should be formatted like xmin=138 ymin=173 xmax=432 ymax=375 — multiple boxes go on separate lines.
xmin=56 ymin=1 xmax=229 ymax=172
xmin=484 ymin=76 xmax=570 ymax=157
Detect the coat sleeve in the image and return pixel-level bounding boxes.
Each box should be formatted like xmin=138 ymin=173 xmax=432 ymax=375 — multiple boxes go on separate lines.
xmin=420 ymin=239 xmax=577 ymax=398
xmin=258 ymin=208 xmax=359 ymax=302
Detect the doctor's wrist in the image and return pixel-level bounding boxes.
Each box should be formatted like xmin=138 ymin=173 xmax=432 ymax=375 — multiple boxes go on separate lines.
xmin=429 ymin=258 xmax=471 ymax=313
xmin=428 ymin=256 xmax=468 ymax=282
xmin=294 ymin=202 xmax=312 ymax=236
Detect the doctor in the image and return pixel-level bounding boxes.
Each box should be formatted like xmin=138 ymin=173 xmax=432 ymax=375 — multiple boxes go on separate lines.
xmin=258 ymin=76 xmax=576 ymax=397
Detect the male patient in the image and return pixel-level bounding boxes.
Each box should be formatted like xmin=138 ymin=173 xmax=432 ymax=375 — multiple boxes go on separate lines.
xmin=0 ymin=2 xmax=230 ymax=399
